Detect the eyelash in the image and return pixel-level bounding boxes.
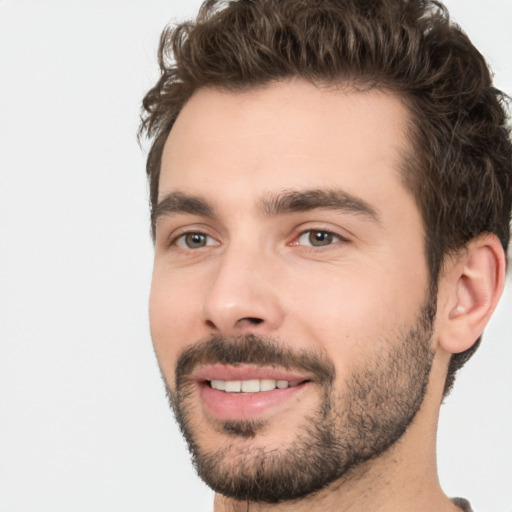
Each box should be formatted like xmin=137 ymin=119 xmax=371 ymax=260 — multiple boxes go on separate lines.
xmin=172 ymin=231 xmax=218 ymax=249
xmin=169 ymin=228 xmax=346 ymax=250
xmin=294 ymin=229 xmax=346 ymax=248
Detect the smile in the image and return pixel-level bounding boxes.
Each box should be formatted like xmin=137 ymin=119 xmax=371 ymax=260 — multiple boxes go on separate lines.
xmin=209 ymin=379 xmax=303 ymax=393
xmin=193 ymin=364 xmax=313 ymax=420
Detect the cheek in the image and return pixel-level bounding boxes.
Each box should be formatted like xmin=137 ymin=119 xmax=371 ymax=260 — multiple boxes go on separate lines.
xmin=148 ymin=268 xmax=202 ymax=378
xmin=286 ymin=261 xmax=428 ymax=361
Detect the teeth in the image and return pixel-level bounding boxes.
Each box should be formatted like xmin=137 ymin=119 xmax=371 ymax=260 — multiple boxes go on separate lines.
xmin=210 ymin=379 xmax=302 ymax=393
xmin=241 ymin=379 xmax=260 ymax=392
xmin=210 ymin=379 xmax=226 ymax=391
xmin=260 ymin=379 xmax=277 ymax=392
xmin=224 ymin=380 xmax=241 ymax=392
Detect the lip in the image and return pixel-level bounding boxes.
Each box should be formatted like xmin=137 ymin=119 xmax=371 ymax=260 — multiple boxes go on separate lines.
xmin=193 ymin=363 xmax=311 ymax=382
xmin=193 ymin=364 xmax=313 ymax=421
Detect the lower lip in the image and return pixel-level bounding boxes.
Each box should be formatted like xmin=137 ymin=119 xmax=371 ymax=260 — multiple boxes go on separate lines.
xmin=199 ymin=382 xmax=310 ymax=421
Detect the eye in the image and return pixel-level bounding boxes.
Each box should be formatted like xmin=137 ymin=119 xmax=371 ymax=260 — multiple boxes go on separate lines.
xmin=297 ymin=229 xmax=342 ymax=247
xmin=175 ymin=232 xmax=218 ymax=249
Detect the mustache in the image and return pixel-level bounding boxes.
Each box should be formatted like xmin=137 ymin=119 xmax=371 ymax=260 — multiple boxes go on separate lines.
xmin=175 ymin=333 xmax=336 ymax=386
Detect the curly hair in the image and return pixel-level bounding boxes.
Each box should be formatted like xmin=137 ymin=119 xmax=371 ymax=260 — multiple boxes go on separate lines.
xmin=139 ymin=0 xmax=512 ymax=396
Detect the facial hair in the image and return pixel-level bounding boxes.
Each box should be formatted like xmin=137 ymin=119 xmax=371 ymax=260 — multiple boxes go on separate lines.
xmin=163 ymin=295 xmax=436 ymax=503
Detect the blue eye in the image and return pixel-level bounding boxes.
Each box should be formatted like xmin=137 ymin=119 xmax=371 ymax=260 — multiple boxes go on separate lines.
xmin=175 ymin=232 xmax=217 ymax=249
xmin=297 ymin=230 xmax=341 ymax=247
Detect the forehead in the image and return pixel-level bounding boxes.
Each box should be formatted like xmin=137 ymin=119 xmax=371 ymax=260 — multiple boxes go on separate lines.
xmin=159 ymin=80 xmax=413 ymax=211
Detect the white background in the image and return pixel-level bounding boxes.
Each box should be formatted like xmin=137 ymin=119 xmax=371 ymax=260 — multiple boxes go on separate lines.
xmin=0 ymin=1 xmax=511 ymax=511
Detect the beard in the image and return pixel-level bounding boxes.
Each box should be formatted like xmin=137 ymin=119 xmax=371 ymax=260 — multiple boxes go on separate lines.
xmin=163 ymin=293 xmax=436 ymax=504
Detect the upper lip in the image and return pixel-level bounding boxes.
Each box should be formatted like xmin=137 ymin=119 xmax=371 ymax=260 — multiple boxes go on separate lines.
xmin=192 ymin=363 xmax=312 ymax=383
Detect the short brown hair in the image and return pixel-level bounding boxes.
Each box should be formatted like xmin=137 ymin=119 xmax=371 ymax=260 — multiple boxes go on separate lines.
xmin=139 ymin=0 xmax=512 ymax=395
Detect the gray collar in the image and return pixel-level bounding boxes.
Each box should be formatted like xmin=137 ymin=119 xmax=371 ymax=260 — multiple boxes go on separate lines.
xmin=452 ymin=498 xmax=473 ymax=511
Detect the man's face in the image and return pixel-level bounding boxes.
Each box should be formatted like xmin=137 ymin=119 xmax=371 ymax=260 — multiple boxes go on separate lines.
xmin=150 ymin=80 xmax=435 ymax=502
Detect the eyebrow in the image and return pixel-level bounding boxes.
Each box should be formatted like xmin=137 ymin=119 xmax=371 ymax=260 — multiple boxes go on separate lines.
xmin=153 ymin=188 xmax=380 ymax=227
xmin=258 ymin=189 xmax=380 ymax=223
xmin=152 ymin=191 xmax=215 ymax=226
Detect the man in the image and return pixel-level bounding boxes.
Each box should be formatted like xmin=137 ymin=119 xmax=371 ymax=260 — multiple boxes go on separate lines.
xmin=139 ymin=0 xmax=511 ymax=510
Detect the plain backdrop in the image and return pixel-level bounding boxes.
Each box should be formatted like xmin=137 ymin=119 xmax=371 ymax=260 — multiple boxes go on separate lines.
xmin=0 ymin=1 xmax=511 ymax=511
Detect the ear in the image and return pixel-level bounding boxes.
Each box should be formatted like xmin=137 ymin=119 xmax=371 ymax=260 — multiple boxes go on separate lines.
xmin=437 ymin=234 xmax=506 ymax=354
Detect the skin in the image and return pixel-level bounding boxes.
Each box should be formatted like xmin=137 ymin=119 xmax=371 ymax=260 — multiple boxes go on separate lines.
xmin=149 ymin=79 xmax=505 ymax=511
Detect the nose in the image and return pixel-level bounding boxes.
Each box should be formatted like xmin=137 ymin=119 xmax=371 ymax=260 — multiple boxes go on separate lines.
xmin=201 ymin=245 xmax=284 ymax=335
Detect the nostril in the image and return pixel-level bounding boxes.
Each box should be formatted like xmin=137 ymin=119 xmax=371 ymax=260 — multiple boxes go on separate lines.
xmin=242 ymin=317 xmax=264 ymax=325
xmin=204 ymin=317 xmax=264 ymax=330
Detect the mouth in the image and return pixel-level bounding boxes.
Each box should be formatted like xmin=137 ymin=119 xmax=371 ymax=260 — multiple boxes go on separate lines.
xmin=208 ymin=378 xmax=306 ymax=392
xmin=193 ymin=364 xmax=313 ymax=421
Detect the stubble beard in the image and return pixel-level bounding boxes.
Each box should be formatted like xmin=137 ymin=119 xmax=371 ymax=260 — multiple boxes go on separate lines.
xmin=163 ymin=294 xmax=436 ymax=503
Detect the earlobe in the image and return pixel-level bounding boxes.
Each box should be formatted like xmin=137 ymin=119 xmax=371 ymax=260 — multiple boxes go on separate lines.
xmin=438 ymin=234 xmax=506 ymax=355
